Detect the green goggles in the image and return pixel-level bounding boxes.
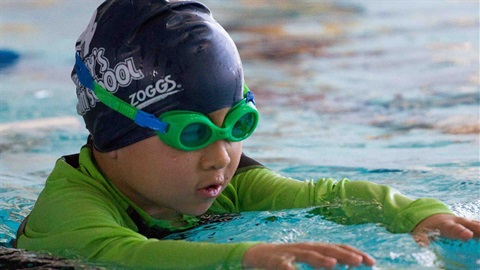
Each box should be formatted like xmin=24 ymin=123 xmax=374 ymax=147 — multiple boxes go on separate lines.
xmin=75 ymin=53 xmax=259 ymax=151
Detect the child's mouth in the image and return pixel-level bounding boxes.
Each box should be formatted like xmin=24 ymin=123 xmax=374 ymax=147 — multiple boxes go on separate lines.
xmin=196 ymin=184 xmax=222 ymax=198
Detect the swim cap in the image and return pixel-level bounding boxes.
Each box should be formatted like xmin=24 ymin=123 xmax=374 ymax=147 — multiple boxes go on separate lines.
xmin=72 ymin=0 xmax=244 ymax=152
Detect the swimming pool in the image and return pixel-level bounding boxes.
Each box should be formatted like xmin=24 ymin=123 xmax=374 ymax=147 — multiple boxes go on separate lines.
xmin=1 ymin=0 xmax=479 ymax=269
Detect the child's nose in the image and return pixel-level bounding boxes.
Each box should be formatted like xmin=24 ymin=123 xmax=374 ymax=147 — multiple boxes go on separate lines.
xmin=200 ymin=140 xmax=231 ymax=170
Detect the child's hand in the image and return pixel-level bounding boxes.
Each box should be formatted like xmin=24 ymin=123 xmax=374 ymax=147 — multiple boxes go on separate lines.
xmin=411 ymin=214 xmax=480 ymax=246
xmin=243 ymin=242 xmax=375 ymax=270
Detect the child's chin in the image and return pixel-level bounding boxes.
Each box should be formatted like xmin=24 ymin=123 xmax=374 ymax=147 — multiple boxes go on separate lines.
xmin=183 ymin=206 xmax=212 ymax=217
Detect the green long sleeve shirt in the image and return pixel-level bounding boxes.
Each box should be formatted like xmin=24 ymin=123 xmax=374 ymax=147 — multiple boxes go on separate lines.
xmin=16 ymin=145 xmax=453 ymax=269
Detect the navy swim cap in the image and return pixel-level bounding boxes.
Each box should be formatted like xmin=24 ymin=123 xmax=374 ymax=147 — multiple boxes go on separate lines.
xmin=72 ymin=0 xmax=244 ymax=152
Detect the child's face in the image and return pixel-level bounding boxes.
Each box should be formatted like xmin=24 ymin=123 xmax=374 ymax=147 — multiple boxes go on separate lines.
xmin=106 ymin=107 xmax=242 ymax=219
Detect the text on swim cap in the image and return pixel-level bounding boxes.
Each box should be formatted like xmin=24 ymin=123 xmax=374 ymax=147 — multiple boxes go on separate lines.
xmin=84 ymin=48 xmax=144 ymax=93
xmin=76 ymin=47 xmax=183 ymax=115
xmin=129 ymin=74 xmax=182 ymax=110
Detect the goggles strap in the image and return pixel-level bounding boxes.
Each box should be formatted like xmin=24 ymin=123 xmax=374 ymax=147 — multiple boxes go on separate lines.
xmin=243 ymin=84 xmax=256 ymax=105
xmin=74 ymin=53 xmax=168 ymax=132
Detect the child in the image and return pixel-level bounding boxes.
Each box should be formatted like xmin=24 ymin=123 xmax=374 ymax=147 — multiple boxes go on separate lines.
xmin=15 ymin=1 xmax=479 ymax=269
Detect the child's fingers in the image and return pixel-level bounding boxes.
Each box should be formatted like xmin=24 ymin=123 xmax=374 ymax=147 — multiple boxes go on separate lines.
xmin=243 ymin=243 xmax=375 ymax=270
xmin=413 ymin=232 xmax=430 ymax=247
xmin=288 ymin=243 xmax=372 ymax=268
xmin=444 ymin=223 xmax=474 ymax=240
xmin=460 ymin=219 xmax=480 ymax=238
xmin=439 ymin=218 xmax=479 ymax=240
xmin=335 ymin=244 xmax=376 ymax=266
xmin=412 ymin=216 xmax=480 ymax=246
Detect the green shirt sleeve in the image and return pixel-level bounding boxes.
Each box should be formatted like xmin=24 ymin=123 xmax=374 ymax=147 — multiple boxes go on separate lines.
xmin=211 ymin=167 xmax=453 ymax=233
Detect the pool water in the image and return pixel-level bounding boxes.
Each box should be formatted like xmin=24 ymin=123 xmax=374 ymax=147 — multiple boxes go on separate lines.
xmin=1 ymin=0 xmax=479 ymax=269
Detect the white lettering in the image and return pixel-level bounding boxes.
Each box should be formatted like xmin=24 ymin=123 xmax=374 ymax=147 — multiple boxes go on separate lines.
xmin=129 ymin=93 xmax=138 ymax=107
xmin=81 ymin=47 xmax=145 ymax=94
xmin=75 ymin=74 xmax=99 ymax=115
xmin=145 ymin=85 xmax=156 ymax=98
xmin=115 ymin=63 xmax=130 ymax=86
xmin=155 ymin=78 xmax=166 ymax=93
xmin=128 ymin=74 xmax=183 ymax=109
xmin=126 ymin=58 xmax=143 ymax=79
xmin=137 ymin=90 xmax=181 ymax=110
xmin=86 ymin=87 xmax=97 ymax=107
xmin=164 ymin=75 xmax=177 ymax=92
xmin=96 ymin=48 xmax=109 ymax=73
xmin=75 ymin=46 xmax=185 ymax=113
xmin=137 ymin=90 xmax=146 ymax=102
xmin=76 ymin=90 xmax=88 ymax=115
xmin=84 ymin=54 xmax=96 ymax=81
xmin=103 ymin=70 xmax=117 ymax=92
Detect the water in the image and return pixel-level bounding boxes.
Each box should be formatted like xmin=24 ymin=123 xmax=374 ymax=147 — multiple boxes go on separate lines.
xmin=1 ymin=0 xmax=479 ymax=269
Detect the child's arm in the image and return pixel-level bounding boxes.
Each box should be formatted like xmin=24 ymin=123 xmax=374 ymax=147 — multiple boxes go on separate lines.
xmin=225 ymin=167 xmax=454 ymax=233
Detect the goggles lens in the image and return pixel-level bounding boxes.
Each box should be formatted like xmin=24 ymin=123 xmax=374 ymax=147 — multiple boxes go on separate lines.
xmin=181 ymin=123 xmax=211 ymax=148
xmin=233 ymin=112 xmax=256 ymax=138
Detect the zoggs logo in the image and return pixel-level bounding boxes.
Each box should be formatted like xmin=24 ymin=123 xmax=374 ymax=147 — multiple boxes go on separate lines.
xmin=129 ymin=74 xmax=182 ymax=109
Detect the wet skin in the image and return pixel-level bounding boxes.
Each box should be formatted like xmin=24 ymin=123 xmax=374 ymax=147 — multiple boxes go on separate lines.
xmin=93 ymin=107 xmax=241 ymax=221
